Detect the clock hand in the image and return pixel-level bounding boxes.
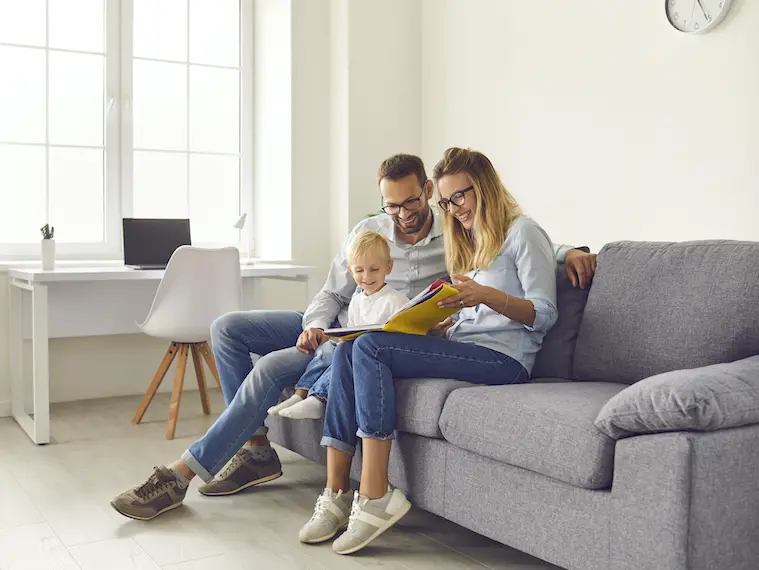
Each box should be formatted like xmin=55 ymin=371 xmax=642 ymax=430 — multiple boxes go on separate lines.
xmin=696 ymin=0 xmax=711 ymax=21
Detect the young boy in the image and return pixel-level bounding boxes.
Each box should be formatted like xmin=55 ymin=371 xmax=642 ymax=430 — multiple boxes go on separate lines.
xmin=267 ymin=230 xmax=408 ymax=420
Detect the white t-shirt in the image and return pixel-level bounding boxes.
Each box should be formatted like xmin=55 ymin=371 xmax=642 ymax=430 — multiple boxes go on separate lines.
xmin=347 ymin=284 xmax=409 ymax=327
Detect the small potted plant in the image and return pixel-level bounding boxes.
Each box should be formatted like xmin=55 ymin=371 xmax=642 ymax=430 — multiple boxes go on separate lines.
xmin=40 ymin=223 xmax=55 ymax=270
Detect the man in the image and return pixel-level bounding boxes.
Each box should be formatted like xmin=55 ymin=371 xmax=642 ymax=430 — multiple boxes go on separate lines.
xmin=111 ymin=154 xmax=597 ymax=521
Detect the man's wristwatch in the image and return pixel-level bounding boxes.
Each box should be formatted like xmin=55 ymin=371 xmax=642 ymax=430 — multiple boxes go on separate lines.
xmin=574 ymin=246 xmax=591 ymax=253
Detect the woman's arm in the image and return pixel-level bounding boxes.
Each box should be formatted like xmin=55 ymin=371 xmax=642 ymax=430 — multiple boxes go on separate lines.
xmin=482 ymin=287 xmax=536 ymax=326
xmin=438 ymin=220 xmax=558 ymax=331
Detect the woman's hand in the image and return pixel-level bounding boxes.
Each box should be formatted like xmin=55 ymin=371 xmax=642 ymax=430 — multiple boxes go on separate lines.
xmin=437 ymin=275 xmax=491 ymax=309
xmin=428 ymin=316 xmax=454 ymax=337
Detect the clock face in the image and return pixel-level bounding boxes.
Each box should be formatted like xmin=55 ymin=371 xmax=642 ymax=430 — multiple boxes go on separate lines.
xmin=666 ymin=0 xmax=733 ymax=33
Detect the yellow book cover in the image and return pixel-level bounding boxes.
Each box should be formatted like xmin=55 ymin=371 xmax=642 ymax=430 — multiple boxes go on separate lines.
xmin=324 ymin=281 xmax=461 ymax=341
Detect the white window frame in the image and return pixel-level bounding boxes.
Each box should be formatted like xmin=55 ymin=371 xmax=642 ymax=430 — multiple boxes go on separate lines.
xmin=0 ymin=0 xmax=254 ymax=261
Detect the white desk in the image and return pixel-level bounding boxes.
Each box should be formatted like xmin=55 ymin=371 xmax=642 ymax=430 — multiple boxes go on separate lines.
xmin=7 ymin=262 xmax=316 ymax=444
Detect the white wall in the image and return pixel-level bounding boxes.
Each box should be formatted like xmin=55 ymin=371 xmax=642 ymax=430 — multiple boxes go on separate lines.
xmin=421 ymin=0 xmax=759 ymax=252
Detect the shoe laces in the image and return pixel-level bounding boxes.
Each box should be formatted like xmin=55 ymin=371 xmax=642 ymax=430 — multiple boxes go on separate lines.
xmin=346 ymin=492 xmax=365 ymax=532
xmin=312 ymin=489 xmax=337 ymax=521
xmin=134 ymin=467 xmax=172 ymax=500
xmin=217 ymin=450 xmax=245 ymax=479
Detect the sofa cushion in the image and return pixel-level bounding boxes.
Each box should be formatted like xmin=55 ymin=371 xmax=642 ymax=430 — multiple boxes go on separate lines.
xmin=532 ymin=267 xmax=590 ymax=379
xmin=595 ymin=355 xmax=759 ymax=439
xmin=438 ymin=382 xmax=624 ymax=489
xmin=396 ymin=378 xmax=472 ymax=438
xmin=574 ymin=241 xmax=759 ymax=385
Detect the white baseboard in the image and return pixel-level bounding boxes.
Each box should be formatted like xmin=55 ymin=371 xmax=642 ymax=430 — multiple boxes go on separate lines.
xmin=0 ymin=400 xmax=10 ymax=418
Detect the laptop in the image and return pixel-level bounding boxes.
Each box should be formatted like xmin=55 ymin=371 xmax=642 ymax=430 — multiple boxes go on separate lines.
xmin=123 ymin=218 xmax=192 ymax=270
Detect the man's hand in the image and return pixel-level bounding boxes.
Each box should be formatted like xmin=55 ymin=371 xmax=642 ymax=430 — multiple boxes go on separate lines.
xmin=565 ymin=249 xmax=597 ymax=289
xmin=296 ymin=328 xmax=328 ymax=354
xmin=428 ymin=316 xmax=454 ymax=338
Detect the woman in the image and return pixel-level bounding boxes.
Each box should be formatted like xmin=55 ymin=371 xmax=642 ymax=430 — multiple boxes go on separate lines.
xmin=298 ymin=147 xmax=558 ymax=555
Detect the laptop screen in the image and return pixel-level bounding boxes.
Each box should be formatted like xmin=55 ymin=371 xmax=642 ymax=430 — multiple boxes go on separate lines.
xmin=123 ymin=218 xmax=192 ymax=267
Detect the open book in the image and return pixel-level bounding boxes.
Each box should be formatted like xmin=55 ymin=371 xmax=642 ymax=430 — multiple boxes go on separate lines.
xmin=324 ymin=280 xmax=461 ymax=341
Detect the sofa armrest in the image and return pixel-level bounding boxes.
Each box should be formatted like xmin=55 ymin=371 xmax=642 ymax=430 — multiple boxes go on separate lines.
xmin=610 ymin=425 xmax=759 ymax=570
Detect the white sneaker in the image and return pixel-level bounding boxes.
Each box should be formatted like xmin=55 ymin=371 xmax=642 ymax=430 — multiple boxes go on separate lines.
xmin=332 ymin=489 xmax=412 ymax=555
xmin=299 ymin=488 xmax=353 ymax=544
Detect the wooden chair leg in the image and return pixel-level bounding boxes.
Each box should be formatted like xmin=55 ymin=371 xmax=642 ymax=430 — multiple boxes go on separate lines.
xmin=133 ymin=342 xmax=180 ymax=424
xmin=191 ymin=343 xmax=211 ymax=415
xmin=166 ymin=344 xmax=189 ymax=440
xmin=198 ymin=342 xmax=221 ymax=390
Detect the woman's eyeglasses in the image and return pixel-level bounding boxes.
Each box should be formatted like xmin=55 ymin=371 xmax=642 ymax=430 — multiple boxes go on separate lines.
xmin=438 ymin=186 xmax=474 ymax=212
xmin=381 ymin=189 xmax=425 ymax=215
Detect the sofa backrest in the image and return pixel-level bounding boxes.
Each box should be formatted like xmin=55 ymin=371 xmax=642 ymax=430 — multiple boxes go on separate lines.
xmin=532 ymin=266 xmax=590 ymax=379
xmin=573 ymin=240 xmax=759 ymax=385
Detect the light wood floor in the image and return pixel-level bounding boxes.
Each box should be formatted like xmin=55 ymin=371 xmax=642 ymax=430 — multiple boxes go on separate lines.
xmin=0 ymin=390 xmax=562 ymax=569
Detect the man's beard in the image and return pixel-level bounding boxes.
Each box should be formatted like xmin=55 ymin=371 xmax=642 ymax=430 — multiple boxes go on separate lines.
xmin=394 ymin=206 xmax=430 ymax=235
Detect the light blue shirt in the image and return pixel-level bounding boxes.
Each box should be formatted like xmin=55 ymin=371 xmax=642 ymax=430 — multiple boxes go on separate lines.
xmin=303 ymin=211 xmax=569 ymax=334
xmin=447 ymin=215 xmax=558 ymax=374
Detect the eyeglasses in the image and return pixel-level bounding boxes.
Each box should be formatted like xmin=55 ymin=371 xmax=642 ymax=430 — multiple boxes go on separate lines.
xmin=438 ymin=186 xmax=474 ymax=212
xmin=381 ymin=189 xmax=425 ymax=215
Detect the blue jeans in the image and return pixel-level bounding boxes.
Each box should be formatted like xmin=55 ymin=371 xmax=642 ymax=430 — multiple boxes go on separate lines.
xmin=321 ymin=332 xmax=529 ymax=454
xmin=294 ymin=342 xmax=335 ymax=400
xmin=181 ymin=310 xmax=312 ymax=482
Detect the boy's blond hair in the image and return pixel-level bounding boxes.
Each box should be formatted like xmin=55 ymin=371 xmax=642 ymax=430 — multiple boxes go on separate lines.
xmin=347 ymin=231 xmax=391 ymax=265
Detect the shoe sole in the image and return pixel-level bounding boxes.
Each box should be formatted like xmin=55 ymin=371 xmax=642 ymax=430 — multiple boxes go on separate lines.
xmin=334 ymin=499 xmax=412 ymax=555
xmin=197 ymin=470 xmax=283 ymax=497
xmin=109 ymin=500 xmax=182 ymax=521
xmin=300 ymin=522 xmax=349 ymax=544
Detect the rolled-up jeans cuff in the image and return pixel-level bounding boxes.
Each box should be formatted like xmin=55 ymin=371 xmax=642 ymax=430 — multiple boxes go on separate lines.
xmin=320 ymin=436 xmax=355 ymax=455
xmin=356 ymin=429 xmax=395 ymax=441
xmin=181 ymin=450 xmax=214 ymax=483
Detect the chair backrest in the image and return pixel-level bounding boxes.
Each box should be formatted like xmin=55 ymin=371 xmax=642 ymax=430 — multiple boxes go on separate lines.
xmin=140 ymin=246 xmax=242 ymax=335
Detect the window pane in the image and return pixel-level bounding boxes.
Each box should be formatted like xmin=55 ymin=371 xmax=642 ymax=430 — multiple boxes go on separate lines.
xmin=189 ymin=66 xmax=239 ymax=153
xmin=49 ymin=0 xmax=104 ymax=53
xmin=134 ymin=0 xmax=187 ymax=62
xmin=133 ymin=60 xmax=187 ymax=151
xmin=0 ymin=0 xmax=45 ymax=47
xmin=0 ymin=145 xmax=46 ymax=243
xmin=0 ymin=46 xmax=46 ymax=143
xmin=189 ymin=154 xmax=238 ymax=243
xmin=49 ymin=147 xmax=104 ymax=242
xmin=49 ymin=51 xmax=104 ymax=146
xmin=189 ymin=0 xmax=239 ymax=67
xmin=133 ymin=151 xmax=188 ymax=218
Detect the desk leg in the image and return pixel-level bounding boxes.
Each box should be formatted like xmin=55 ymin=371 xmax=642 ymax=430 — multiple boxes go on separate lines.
xmin=9 ymin=283 xmax=24 ymax=423
xmin=31 ymin=285 xmax=50 ymax=444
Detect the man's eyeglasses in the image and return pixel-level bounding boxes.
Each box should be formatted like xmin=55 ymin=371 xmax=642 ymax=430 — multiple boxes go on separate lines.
xmin=438 ymin=186 xmax=474 ymax=212
xmin=381 ymin=189 xmax=425 ymax=215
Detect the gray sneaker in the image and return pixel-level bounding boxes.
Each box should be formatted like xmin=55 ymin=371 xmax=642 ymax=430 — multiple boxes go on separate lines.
xmin=333 ymin=489 xmax=412 ymax=555
xmin=299 ymin=488 xmax=353 ymax=544
xmin=110 ymin=466 xmax=188 ymax=521
xmin=198 ymin=446 xmax=282 ymax=497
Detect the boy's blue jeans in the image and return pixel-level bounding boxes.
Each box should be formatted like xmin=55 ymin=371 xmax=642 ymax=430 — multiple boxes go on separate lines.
xmin=294 ymin=342 xmax=335 ymax=400
xmin=321 ymin=332 xmax=530 ymax=454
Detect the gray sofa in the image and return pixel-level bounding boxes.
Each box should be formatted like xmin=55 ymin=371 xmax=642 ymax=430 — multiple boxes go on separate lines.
xmin=267 ymin=240 xmax=759 ymax=570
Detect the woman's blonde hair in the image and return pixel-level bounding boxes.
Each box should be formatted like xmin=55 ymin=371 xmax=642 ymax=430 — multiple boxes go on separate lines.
xmin=432 ymin=148 xmax=522 ymax=275
xmin=347 ymin=230 xmax=391 ymax=265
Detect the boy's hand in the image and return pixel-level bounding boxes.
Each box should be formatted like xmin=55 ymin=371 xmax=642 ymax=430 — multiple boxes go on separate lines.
xmin=296 ymin=328 xmax=327 ymax=354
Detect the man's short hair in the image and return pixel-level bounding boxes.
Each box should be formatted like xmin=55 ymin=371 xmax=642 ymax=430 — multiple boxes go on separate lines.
xmin=348 ymin=231 xmax=391 ymax=264
xmin=377 ymin=154 xmax=428 ymax=188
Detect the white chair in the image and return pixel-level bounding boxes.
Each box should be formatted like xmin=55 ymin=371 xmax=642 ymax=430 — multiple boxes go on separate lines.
xmin=132 ymin=246 xmax=242 ymax=439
